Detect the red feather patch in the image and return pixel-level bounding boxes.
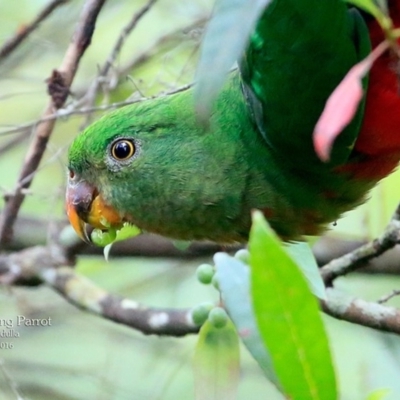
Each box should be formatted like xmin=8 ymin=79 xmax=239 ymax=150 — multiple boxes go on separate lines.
xmin=313 ymin=41 xmax=389 ymax=162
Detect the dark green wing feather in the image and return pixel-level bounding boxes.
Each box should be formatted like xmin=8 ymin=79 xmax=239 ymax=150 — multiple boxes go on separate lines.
xmin=240 ymin=0 xmax=371 ymax=170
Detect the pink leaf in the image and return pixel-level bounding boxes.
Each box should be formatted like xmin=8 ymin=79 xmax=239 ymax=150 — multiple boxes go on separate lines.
xmin=313 ymin=41 xmax=389 ymax=162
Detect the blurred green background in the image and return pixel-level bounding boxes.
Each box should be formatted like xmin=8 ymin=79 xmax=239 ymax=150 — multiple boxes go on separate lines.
xmin=1 ymin=1 xmax=400 ymax=399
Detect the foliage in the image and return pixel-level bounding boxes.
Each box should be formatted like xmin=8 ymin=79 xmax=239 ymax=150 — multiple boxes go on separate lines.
xmin=215 ymin=213 xmax=336 ymax=399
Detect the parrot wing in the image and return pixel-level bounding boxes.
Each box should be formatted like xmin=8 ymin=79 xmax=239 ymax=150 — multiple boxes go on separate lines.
xmin=239 ymin=1 xmax=371 ymax=171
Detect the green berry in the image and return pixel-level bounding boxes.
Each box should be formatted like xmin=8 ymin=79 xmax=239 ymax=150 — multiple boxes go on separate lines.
xmin=234 ymin=249 xmax=250 ymax=264
xmin=196 ymin=263 xmax=215 ymax=284
xmin=191 ymin=302 xmax=214 ymax=326
xmin=208 ymin=307 xmax=229 ymax=329
xmin=91 ymin=228 xmax=117 ymax=247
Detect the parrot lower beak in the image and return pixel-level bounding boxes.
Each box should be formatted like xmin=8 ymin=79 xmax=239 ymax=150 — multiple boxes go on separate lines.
xmin=66 ymin=175 xmax=123 ymax=243
xmin=66 ymin=201 xmax=91 ymax=243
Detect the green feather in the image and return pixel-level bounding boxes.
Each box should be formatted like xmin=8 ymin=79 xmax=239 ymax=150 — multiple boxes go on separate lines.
xmin=67 ymin=0 xmax=376 ymax=243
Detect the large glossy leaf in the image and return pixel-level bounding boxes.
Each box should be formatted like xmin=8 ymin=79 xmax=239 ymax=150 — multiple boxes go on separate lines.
xmin=194 ymin=0 xmax=271 ymax=119
xmin=193 ymin=319 xmax=240 ymax=400
xmin=250 ymin=211 xmax=337 ymax=399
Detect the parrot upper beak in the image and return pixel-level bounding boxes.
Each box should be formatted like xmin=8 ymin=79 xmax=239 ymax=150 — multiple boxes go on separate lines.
xmin=66 ymin=177 xmax=96 ymax=243
xmin=66 ymin=172 xmax=123 ymax=243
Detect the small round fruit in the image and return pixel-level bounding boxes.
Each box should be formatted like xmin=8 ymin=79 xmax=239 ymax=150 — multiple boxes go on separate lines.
xmin=191 ymin=302 xmax=214 ymax=326
xmin=196 ymin=263 xmax=215 ymax=284
xmin=91 ymin=228 xmax=117 ymax=247
xmin=234 ymin=249 xmax=250 ymax=264
xmin=208 ymin=307 xmax=229 ymax=329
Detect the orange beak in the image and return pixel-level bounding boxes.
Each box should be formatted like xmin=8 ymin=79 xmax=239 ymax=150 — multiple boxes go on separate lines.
xmin=66 ymin=200 xmax=90 ymax=242
xmin=66 ymin=175 xmax=123 ymax=243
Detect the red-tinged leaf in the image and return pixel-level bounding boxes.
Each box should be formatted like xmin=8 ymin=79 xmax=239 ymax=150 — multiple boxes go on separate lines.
xmin=313 ymin=41 xmax=389 ymax=162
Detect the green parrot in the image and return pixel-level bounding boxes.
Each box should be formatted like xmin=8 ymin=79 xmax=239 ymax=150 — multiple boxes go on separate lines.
xmin=66 ymin=0 xmax=400 ymax=244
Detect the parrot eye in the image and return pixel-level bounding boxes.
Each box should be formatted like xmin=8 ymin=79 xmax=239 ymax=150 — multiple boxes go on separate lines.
xmin=110 ymin=139 xmax=136 ymax=161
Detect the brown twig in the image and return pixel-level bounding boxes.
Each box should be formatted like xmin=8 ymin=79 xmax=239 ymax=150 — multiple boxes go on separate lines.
xmin=46 ymin=266 xmax=199 ymax=336
xmin=317 ymin=203 xmax=400 ymax=331
xmin=81 ymin=0 xmax=158 ymax=127
xmin=0 ymin=0 xmax=70 ymax=62
xmin=102 ymin=0 xmax=158 ymax=79
xmin=0 ymin=0 xmax=107 ymax=248
xmin=321 ymin=288 xmax=400 ymax=334
xmin=116 ymin=18 xmax=205 ymax=79
xmin=320 ymin=203 xmax=400 ymax=286
xmin=6 ymin=229 xmax=400 ymax=336
xmin=377 ymin=289 xmax=400 ymax=304
xmin=0 ymin=83 xmax=192 ymax=138
xmin=6 ymin=213 xmax=400 ymax=273
xmin=0 ymin=245 xmax=199 ymax=336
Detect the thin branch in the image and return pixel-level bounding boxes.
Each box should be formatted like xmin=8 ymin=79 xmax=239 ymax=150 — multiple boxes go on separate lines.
xmin=321 ymin=288 xmax=400 ymax=334
xmin=3 ymin=210 xmax=400 ymax=336
xmin=317 ymin=203 xmax=400 ymax=331
xmin=320 ymin=203 xmax=400 ymax=286
xmin=0 ymin=0 xmax=70 ymax=63
xmin=6 ymin=238 xmax=400 ymax=336
xmin=116 ymin=18 xmax=206 ymax=79
xmin=0 ymin=0 xmax=107 ymax=248
xmin=314 ymin=236 xmax=400 ymax=275
xmin=377 ymin=289 xmax=400 ymax=304
xmin=0 ymin=83 xmax=192 ymax=137
xmin=6 ymin=213 xmax=400 ymax=272
xmin=45 ymin=266 xmax=198 ymax=336
xmin=81 ymin=0 xmax=158 ymax=127
xmin=102 ymin=0 xmax=157 ymax=79
xmin=0 ymin=17 xmax=203 ymax=135
xmin=0 ymin=245 xmax=199 ymax=336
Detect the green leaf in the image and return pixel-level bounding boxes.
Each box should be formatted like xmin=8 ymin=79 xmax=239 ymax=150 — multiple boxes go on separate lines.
xmin=214 ymin=252 xmax=280 ymax=388
xmin=284 ymin=242 xmax=326 ymax=300
xmin=250 ymin=211 xmax=337 ymax=400
xmin=194 ymin=0 xmax=271 ymax=120
xmin=193 ymin=319 xmax=240 ymax=400
xmin=113 ymin=223 xmax=141 ymax=242
xmin=103 ymin=223 xmax=141 ymax=260
xmin=91 ymin=228 xmax=117 ymax=247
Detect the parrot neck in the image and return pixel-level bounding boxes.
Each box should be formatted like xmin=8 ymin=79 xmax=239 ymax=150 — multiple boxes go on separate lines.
xmin=349 ymin=6 xmax=400 ymax=180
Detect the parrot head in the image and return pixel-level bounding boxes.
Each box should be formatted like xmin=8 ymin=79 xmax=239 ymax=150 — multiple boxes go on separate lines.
xmin=65 ymin=90 xmax=243 ymax=243
xmin=66 ymin=122 xmax=136 ymax=242
xmin=66 ymin=98 xmax=177 ymax=242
